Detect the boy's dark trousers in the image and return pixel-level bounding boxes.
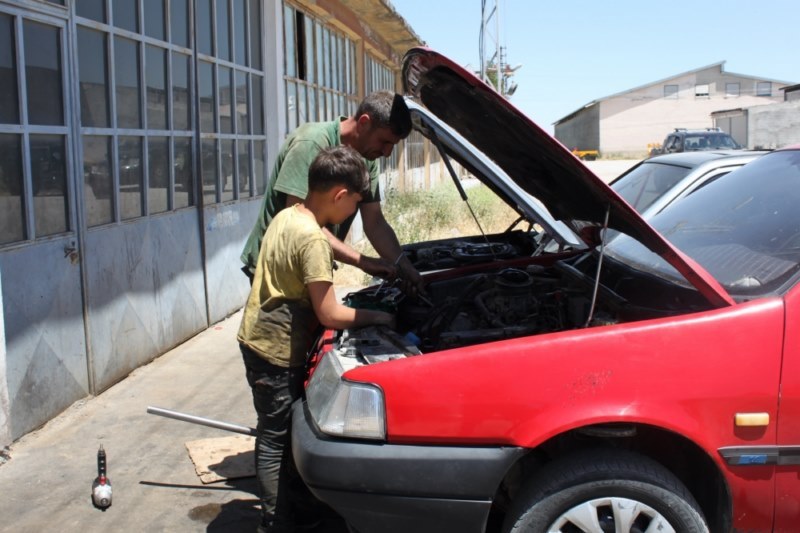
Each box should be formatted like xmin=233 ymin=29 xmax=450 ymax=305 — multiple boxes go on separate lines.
xmin=241 ymin=344 xmax=308 ymax=532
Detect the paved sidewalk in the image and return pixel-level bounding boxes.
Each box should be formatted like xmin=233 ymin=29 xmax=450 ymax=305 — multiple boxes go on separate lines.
xmin=0 ymin=308 xmax=346 ymax=532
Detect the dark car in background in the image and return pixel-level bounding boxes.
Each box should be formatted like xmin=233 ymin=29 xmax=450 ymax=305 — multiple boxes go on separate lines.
xmin=650 ymin=128 xmax=740 ymax=156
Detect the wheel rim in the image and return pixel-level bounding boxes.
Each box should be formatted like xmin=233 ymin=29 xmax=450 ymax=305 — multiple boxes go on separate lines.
xmin=547 ymin=497 xmax=676 ymax=533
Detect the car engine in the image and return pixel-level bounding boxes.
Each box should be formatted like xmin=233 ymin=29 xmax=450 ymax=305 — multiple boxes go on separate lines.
xmin=337 ymin=259 xmax=627 ymax=363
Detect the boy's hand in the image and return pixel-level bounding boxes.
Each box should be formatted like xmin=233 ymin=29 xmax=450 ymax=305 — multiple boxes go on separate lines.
xmin=357 ymin=255 xmax=397 ymax=280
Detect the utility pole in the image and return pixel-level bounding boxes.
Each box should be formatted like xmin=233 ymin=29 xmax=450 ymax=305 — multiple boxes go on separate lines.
xmin=479 ymin=0 xmax=520 ymax=98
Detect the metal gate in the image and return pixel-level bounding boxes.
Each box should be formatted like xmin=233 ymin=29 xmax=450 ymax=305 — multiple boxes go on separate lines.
xmin=0 ymin=2 xmax=90 ymax=439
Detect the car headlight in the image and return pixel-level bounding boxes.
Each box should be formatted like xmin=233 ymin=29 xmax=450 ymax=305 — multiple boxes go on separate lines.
xmin=306 ymin=352 xmax=386 ymax=440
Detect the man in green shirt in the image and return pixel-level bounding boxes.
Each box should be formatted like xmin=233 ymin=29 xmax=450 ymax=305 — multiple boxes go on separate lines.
xmin=241 ymin=91 xmax=423 ymax=293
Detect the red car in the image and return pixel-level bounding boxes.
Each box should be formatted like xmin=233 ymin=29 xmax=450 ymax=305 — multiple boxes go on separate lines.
xmin=292 ymin=48 xmax=800 ymax=533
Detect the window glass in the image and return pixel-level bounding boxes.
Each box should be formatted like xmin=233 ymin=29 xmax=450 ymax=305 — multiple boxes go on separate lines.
xmin=694 ymin=84 xmax=709 ymax=97
xmin=286 ymin=81 xmax=297 ymax=132
xmin=173 ymin=137 xmax=193 ymax=208
xmin=197 ymin=0 xmax=212 ymax=55
xmin=315 ymin=23 xmax=323 ymax=85
xmin=201 ymin=139 xmax=217 ymax=204
xmin=168 ymin=0 xmax=188 ymax=47
xmin=24 ymin=21 xmax=63 ymax=126
xmin=221 ymin=139 xmax=234 ymax=202
xmin=148 ymin=136 xmax=168 ymax=213
xmin=284 ymin=5 xmax=295 ymax=77
xmin=119 ymin=136 xmax=143 ymax=219
xmin=145 ymin=45 xmax=167 ymax=130
xmin=726 ymin=83 xmax=740 ymax=97
xmin=83 ymin=135 xmax=113 ymax=226
xmin=215 ymin=0 xmax=230 ymax=61
xmin=78 ymin=28 xmax=109 ymax=128
xmin=297 ymin=84 xmax=307 ymax=125
xmin=322 ymin=28 xmax=330 ymax=87
xmin=304 ymin=16 xmax=314 ymax=84
xmin=254 ymin=140 xmax=266 ymax=195
xmin=30 ymin=135 xmax=68 ymax=236
xmin=172 ymin=52 xmax=191 ymax=130
xmin=144 ymin=0 xmax=165 ymax=40
xmin=0 ymin=14 xmax=19 ymax=125
xmin=251 ymin=75 xmax=263 ymax=135
xmin=248 ymin=0 xmax=261 ymax=69
xmin=236 ymin=70 xmax=249 ymax=134
xmin=757 ymin=81 xmax=772 ymax=97
xmin=219 ymin=65 xmax=232 ymax=134
xmin=234 ymin=0 xmax=247 ymax=66
xmin=199 ymin=61 xmax=215 ymax=132
xmin=77 ymin=0 xmax=105 ymax=22
xmin=664 ymin=84 xmax=678 ymax=99
xmin=0 ymin=134 xmax=24 ymax=244
xmin=307 ymin=86 xmax=317 ymax=122
xmin=237 ymin=139 xmax=250 ymax=197
xmin=113 ymin=0 xmax=138 ymax=33
xmin=115 ymin=37 xmax=141 ymax=128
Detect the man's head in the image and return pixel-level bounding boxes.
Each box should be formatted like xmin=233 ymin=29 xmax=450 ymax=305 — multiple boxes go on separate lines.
xmin=308 ymin=146 xmax=369 ymax=223
xmin=351 ymin=91 xmax=412 ymax=160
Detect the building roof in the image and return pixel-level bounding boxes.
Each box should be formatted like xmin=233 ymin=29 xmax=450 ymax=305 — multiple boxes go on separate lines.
xmin=554 ymin=61 xmax=794 ymax=126
xmin=341 ymin=0 xmax=423 ymax=57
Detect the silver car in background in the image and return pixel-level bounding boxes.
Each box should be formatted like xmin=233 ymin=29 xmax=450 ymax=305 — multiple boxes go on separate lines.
xmin=610 ymin=150 xmax=767 ymax=219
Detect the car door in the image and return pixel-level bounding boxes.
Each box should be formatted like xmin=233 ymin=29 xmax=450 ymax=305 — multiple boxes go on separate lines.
xmin=774 ymin=283 xmax=800 ymax=528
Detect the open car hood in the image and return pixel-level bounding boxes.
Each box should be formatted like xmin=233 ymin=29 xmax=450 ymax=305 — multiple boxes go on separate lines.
xmin=402 ymin=47 xmax=733 ymax=307
xmin=405 ymin=98 xmax=583 ymax=250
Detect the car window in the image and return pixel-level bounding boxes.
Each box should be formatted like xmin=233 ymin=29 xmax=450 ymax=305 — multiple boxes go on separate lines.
xmin=611 ymin=162 xmax=691 ymax=213
xmin=607 ymin=150 xmax=800 ymax=296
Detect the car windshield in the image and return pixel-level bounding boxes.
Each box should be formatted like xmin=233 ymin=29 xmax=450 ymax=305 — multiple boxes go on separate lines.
xmin=606 ymin=150 xmax=800 ymax=297
xmin=684 ymin=134 xmax=738 ymax=151
xmin=611 ymin=162 xmax=691 ymax=213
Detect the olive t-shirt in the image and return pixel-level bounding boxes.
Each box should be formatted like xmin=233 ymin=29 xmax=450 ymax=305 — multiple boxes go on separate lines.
xmin=237 ymin=205 xmax=334 ymax=367
xmin=240 ymin=119 xmax=380 ymax=275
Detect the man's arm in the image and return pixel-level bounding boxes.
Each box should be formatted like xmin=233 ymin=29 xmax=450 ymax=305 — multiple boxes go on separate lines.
xmin=284 ymin=194 xmax=395 ymax=279
xmin=360 ymin=202 xmax=424 ymax=294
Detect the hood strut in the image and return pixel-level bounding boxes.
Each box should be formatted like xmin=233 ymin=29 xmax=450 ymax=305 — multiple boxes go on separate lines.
xmin=584 ymin=204 xmax=611 ymax=328
xmin=430 ymin=132 xmax=495 ymax=259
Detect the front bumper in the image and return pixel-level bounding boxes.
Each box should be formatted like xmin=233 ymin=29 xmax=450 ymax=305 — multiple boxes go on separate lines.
xmin=292 ymin=401 xmax=525 ymax=533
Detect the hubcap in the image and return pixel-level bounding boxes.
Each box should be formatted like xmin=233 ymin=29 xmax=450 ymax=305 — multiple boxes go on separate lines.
xmin=548 ymin=497 xmax=675 ymax=533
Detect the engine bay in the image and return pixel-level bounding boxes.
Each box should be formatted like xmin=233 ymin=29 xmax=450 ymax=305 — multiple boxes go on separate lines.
xmin=334 ymin=253 xmax=713 ymax=364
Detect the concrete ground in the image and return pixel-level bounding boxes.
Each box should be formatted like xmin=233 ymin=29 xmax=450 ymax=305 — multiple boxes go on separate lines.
xmin=0 ymin=308 xmax=347 ymax=532
xmin=585 ymin=159 xmax=638 ymax=183
xmin=0 ymin=159 xmax=637 ymax=532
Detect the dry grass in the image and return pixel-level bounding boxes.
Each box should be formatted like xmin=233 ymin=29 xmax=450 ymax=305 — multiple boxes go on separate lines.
xmin=334 ymin=182 xmax=519 ymax=287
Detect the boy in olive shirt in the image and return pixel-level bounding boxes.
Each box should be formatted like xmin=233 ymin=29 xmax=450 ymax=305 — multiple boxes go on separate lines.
xmin=238 ymin=146 xmax=394 ymax=533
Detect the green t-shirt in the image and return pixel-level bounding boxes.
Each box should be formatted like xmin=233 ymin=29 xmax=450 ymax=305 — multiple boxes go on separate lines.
xmin=240 ymin=119 xmax=380 ymax=274
xmin=237 ymin=205 xmax=334 ymax=367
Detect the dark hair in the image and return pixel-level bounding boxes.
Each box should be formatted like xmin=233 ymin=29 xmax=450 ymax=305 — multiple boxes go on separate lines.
xmin=355 ymin=90 xmax=412 ymax=138
xmin=308 ymin=146 xmax=369 ymax=195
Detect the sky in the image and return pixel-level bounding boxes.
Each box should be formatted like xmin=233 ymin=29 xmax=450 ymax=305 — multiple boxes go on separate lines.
xmin=389 ymin=0 xmax=799 ymax=133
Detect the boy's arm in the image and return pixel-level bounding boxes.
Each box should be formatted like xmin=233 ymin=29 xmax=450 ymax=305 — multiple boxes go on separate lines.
xmin=307 ymin=281 xmax=394 ymax=330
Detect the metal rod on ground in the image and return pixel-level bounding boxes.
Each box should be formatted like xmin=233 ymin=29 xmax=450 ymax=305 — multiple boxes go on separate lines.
xmin=147 ymin=406 xmax=257 ymax=437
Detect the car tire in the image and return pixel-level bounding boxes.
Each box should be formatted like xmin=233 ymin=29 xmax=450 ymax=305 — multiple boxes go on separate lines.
xmin=502 ymin=449 xmax=709 ymax=533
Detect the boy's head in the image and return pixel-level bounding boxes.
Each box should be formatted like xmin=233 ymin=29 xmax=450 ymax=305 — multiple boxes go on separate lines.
xmin=353 ymin=91 xmax=412 ymax=161
xmin=308 ymin=146 xmax=369 ymax=224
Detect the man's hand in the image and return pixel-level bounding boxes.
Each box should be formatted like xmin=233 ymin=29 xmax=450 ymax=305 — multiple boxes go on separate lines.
xmin=397 ymin=260 xmax=426 ymax=298
xmin=357 ymin=255 xmax=398 ymax=280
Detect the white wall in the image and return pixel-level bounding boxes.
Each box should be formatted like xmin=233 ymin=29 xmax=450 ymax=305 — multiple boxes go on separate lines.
xmin=598 ymin=67 xmax=787 ymax=156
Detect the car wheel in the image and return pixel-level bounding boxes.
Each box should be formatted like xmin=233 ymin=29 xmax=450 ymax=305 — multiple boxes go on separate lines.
xmin=503 ymin=449 xmax=709 ymax=533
